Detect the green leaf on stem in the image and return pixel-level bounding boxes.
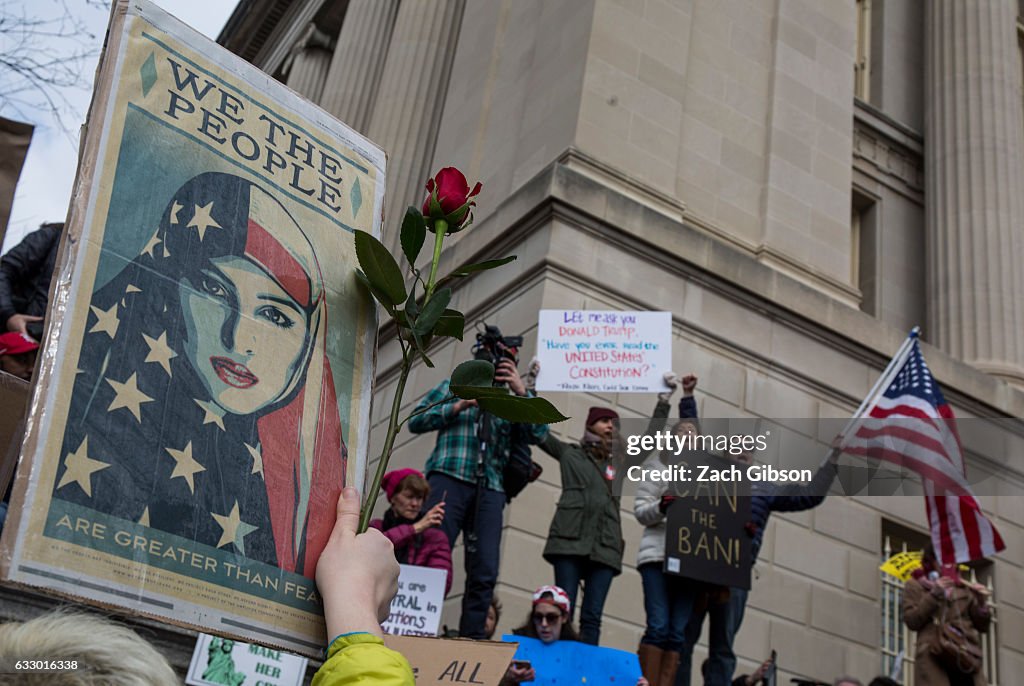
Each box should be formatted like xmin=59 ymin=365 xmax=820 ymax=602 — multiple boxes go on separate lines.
xmin=355 ymin=269 xmax=395 ymax=314
xmin=448 ymin=388 xmax=569 ymax=423
xmin=400 ymin=207 xmax=427 ymax=264
xmin=414 ymin=288 xmax=451 ymax=337
xmin=478 ymin=395 xmax=568 ymax=423
xmin=449 ymin=384 xmax=509 ymax=400
xmin=451 ymin=360 xmax=494 ymax=387
xmin=408 ymin=336 xmax=434 ymax=368
xmin=405 ymin=283 xmax=420 ymax=322
xmin=355 ymin=230 xmax=407 ymax=307
xmin=434 ymin=309 xmax=465 ymax=340
xmin=448 ymin=255 xmax=517 ymax=277
xmin=404 ymin=322 xmax=434 ymax=369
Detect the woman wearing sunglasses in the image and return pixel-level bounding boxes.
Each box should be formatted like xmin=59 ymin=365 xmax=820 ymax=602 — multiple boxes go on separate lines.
xmin=501 ymin=586 xmax=648 ymax=686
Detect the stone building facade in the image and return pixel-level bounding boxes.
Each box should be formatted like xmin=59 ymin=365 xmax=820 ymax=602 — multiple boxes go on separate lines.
xmin=214 ymin=1 xmax=1024 ymax=683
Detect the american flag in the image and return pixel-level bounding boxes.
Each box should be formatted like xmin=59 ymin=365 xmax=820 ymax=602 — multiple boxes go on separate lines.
xmin=840 ymin=335 xmax=1005 ymax=564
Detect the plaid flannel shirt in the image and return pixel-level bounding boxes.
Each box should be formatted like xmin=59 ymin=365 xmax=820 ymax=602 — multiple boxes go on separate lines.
xmin=408 ymin=379 xmax=549 ymax=492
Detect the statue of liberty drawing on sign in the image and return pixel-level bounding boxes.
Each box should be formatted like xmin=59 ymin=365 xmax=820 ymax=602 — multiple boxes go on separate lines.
xmin=203 ymin=637 xmax=246 ymax=686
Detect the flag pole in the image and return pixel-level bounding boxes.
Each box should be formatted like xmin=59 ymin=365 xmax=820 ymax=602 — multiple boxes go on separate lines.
xmin=823 ymin=327 xmax=921 ymax=465
xmin=842 ymin=326 xmax=920 ymax=436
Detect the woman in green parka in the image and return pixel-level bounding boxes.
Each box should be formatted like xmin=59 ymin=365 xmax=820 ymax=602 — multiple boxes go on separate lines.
xmin=538 ymin=370 xmax=677 ymax=645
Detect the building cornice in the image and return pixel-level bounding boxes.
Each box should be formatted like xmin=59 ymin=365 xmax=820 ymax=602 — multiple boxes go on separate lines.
xmin=375 ymin=155 xmax=1023 ymax=420
xmin=853 ymin=99 xmax=924 ymax=204
xmin=218 ymin=0 xmax=330 ymax=74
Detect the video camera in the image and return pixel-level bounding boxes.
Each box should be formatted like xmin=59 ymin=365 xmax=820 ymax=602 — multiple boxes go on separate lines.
xmin=472 ymin=324 xmax=522 ymax=369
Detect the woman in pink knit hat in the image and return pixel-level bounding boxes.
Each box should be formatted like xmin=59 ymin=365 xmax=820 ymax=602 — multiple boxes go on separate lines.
xmin=370 ymin=468 xmax=453 ymax=596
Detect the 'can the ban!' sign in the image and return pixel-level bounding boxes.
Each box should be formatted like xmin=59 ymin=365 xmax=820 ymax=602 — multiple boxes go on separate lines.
xmin=663 ymin=452 xmax=752 ymax=590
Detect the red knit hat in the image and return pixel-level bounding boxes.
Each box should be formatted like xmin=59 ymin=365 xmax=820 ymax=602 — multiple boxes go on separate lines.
xmin=0 ymin=332 xmax=39 ymax=356
xmin=585 ymin=406 xmax=619 ymax=427
xmin=380 ymin=467 xmax=425 ymax=500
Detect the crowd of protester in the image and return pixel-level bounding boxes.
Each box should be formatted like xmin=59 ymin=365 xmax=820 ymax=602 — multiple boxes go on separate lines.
xmin=0 ymin=223 xmax=994 ymax=686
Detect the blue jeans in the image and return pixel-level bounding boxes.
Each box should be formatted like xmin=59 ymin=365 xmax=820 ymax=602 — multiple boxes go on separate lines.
xmin=424 ymin=472 xmax=505 ymax=639
xmin=676 ymin=586 xmax=748 ymax=686
xmin=639 ymin=563 xmax=696 ymax=652
xmin=549 ymin=554 xmax=616 ymax=645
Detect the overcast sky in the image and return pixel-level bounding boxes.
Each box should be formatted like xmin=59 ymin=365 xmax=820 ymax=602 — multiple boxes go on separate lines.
xmin=2 ymin=0 xmax=238 ymax=253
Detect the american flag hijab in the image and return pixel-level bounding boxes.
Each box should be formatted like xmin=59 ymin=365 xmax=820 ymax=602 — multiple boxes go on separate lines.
xmin=237 ymin=180 xmax=346 ymax=577
xmin=150 ymin=172 xmax=346 ymax=576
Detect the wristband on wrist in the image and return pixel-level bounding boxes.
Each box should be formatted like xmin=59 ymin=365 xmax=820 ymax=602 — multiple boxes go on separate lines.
xmin=325 ymin=631 xmax=374 ymax=657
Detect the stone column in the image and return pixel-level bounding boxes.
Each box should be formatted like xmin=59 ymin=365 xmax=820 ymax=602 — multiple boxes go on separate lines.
xmin=366 ymin=0 xmax=467 ymax=249
xmin=285 ymin=23 xmax=333 ymax=103
xmin=925 ymin=0 xmax=1024 ymax=384
xmin=320 ymin=0 xmax=400 ymax=134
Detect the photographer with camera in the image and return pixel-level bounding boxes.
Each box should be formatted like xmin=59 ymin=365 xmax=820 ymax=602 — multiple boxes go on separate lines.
xmin=410 ymin=325 xmax=550 ymax=639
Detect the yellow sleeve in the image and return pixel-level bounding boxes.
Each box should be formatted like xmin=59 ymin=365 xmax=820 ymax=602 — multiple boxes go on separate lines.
xmin=312 ymin=633 xmax=415 ymax=686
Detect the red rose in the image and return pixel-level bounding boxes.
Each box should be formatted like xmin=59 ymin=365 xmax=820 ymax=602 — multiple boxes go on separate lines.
xmin=421 ymin=167 xmax=482 ymax=233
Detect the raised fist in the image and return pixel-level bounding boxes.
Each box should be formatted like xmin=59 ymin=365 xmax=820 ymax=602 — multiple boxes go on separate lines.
xmin=681 ymin=374 xmax=698 ymax=395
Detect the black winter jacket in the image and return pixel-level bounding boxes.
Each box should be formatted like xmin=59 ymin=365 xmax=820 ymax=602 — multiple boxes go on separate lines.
xmin=0 ymin=224 xmax=62 ymax=327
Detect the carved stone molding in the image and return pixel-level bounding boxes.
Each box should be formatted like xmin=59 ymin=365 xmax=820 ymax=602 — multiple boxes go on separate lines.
xmin=853 ymin=103 xmax=924 ymax=203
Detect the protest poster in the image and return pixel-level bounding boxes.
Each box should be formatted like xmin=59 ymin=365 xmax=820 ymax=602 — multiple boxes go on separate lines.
xmin=0 ymin=0 xmax=384 ymax=656
xmin=384 ymin=635 xmax=518 ymax=686
xmin=382 ymin=564 xmax=447 ymax=637
xmin=879 ymin=551 xmax=923 ymax=581
xmin=663 ymin=452 xmax=752 ymax=589
xmin=186 ymin=633 xmax=308 ymax=686
xmin=501 ymin=634 xmax=642 ymax=685
xmin=535 ymin=310 xmax=672 ymax=393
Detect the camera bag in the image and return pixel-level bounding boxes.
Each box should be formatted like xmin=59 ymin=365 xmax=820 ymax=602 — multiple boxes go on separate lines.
xmin=503 ymin=423 xmax=542 ymax=502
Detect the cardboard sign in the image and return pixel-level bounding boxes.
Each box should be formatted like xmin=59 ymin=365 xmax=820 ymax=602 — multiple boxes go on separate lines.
xmin=186 ymin=633 xmax=308 ymax=686
xmin=0 ymin=116 xmax=34 ymax=242
xmin=663 ymin=452 xmax=752 ymax=589
xmin=0 ymin=372 xmax=30 ymax=496
xmin=382 ymin=564 xmax=447 ymax=637
xmin=501 ymin=635 xmax=642 ymax=685
xmin=0 ymin=0 xmax=384 ymax=657
xmin=384 ymin=635 xmax=518 ymax=686
xmin=535 ymin=310 xmax=672 ymax=393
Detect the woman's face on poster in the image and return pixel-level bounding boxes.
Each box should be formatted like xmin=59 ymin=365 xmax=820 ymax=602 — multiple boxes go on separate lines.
xmin=179 ymin=255 xmax=309 ymax=415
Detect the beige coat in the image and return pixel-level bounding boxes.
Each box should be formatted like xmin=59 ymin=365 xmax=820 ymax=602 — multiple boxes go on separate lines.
xmin=902 ymin=576 xmax=990 ymax=686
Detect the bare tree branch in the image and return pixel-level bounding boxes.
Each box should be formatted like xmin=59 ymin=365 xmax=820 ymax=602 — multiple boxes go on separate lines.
xmin=0 ymin=0 xmax=111 ymax=135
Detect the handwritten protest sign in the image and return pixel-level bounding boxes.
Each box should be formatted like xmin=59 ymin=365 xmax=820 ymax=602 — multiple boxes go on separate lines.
xmin=664 ymin=452 xmax=752 ymax=589
xmin=186 ymin=634 xmax=308 ymax=686
xmin=382 ymin=564 xmax=447 ymax=637
xmin=536 ymin=310 xmax=672 ymax=393
xmin=384 ymin=635 xmax=517 ymax=686
xmin=502 ymin=634 xmax=642 ymax=685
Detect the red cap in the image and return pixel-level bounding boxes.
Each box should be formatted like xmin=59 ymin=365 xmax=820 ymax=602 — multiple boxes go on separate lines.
xmin=532 ymin=585 xmax=571 ymax=614
xmin=381 ymin=467 xmax=425 ymax=500
xmin=0 ymin=332 xmax=39 ymax=356
xmin=585 ymin=406 xmax=619 ymax=427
